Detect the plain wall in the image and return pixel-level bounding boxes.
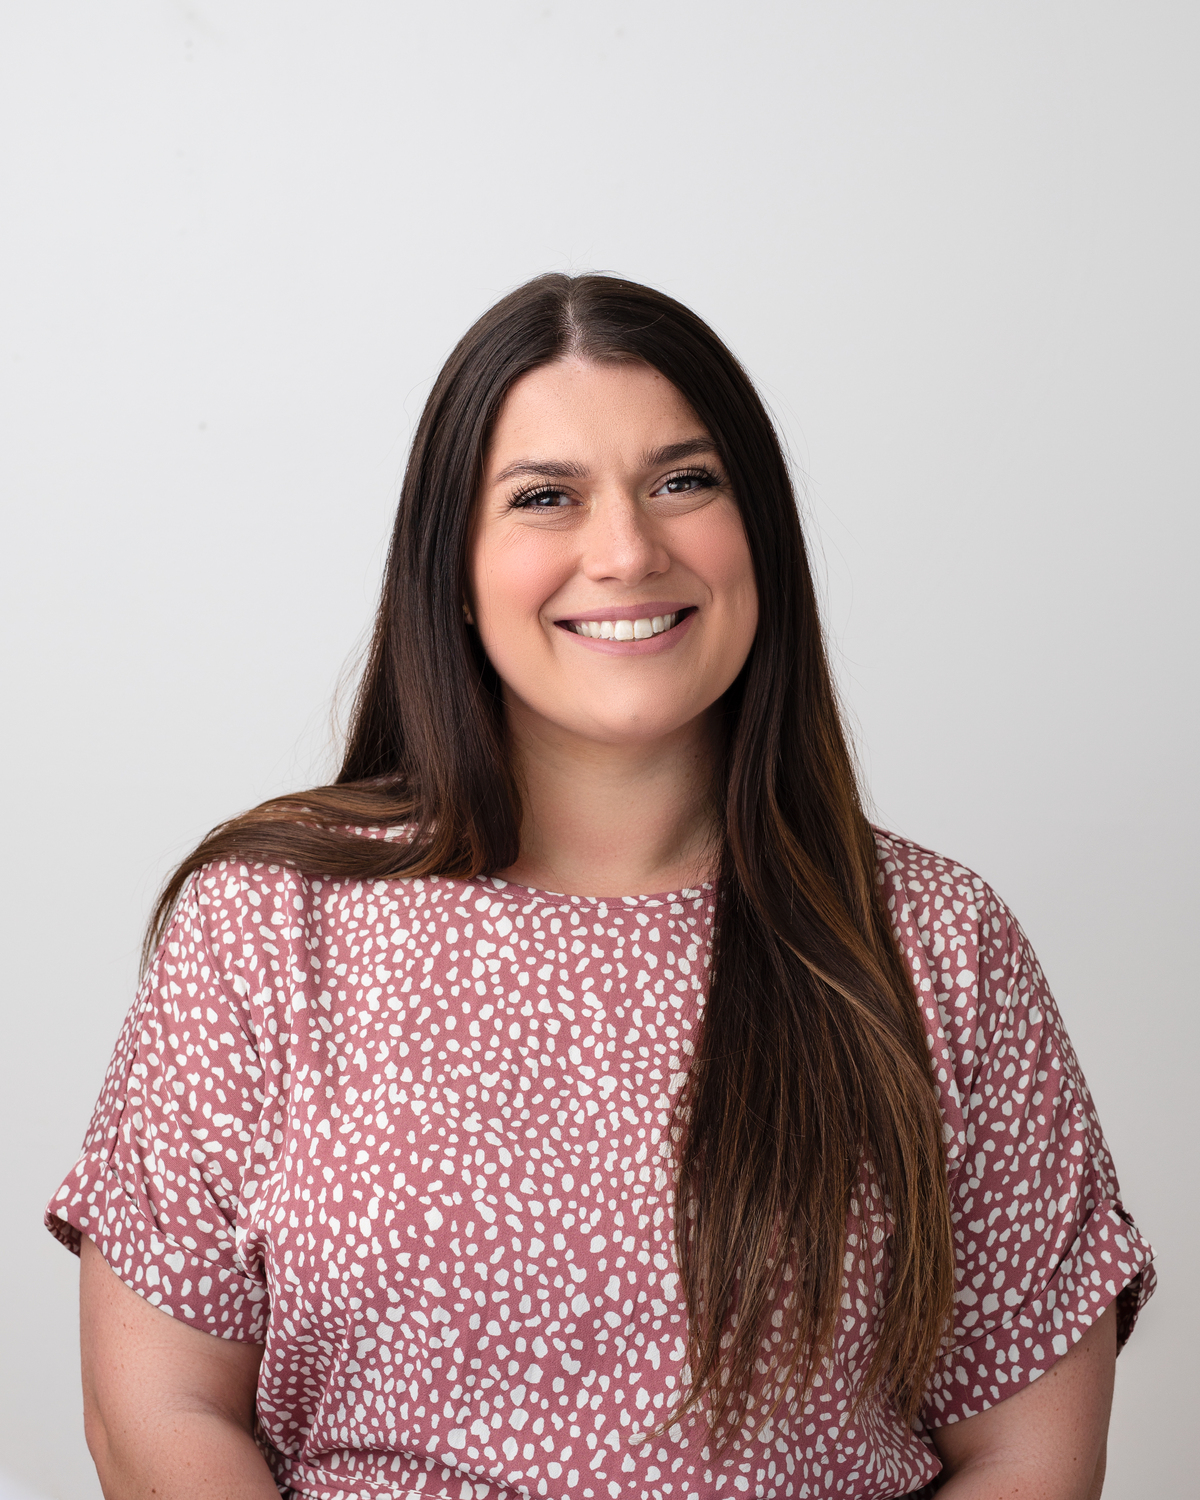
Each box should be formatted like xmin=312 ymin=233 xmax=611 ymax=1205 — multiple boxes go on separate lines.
xmin=2 ymin=4 xmax=1196 ymax=1496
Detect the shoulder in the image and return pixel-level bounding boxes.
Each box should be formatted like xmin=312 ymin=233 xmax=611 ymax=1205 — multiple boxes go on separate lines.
xmin=190 ymin=857 xmax=317 ymax=913
xmin=872 ymin=825 xmax=1007 ymax=928
xmin=870 ymin=827 xmax=1051 ymax=1168
xmin=871 ymin=826 xmax=1031 ymax=999
xmin=185 ymin=825 xmax=419 ymax=934
xmin=182 ymin=852 xmax=474 ymax=979
xmin=185 ymin=859 xmax=318 ymax=956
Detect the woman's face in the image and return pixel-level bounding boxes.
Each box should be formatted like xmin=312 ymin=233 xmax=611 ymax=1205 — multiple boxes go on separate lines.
xmin=468 ymin=357 xmax=759 ymax=752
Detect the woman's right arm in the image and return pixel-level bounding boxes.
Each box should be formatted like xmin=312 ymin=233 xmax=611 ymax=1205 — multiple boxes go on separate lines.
xmin=80 ymin=1235 xmax=279 ymax=1498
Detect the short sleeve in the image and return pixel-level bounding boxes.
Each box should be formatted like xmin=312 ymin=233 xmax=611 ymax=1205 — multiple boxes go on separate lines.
xmin=46 ymin=873 xmax=272 ymax=1340
xmin=920 ymin=901 xmax=1156 ymax=1427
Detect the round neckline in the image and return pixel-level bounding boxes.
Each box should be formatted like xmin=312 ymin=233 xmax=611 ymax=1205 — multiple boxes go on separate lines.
xmin=470 ymin=874 xmax=715 ymax=907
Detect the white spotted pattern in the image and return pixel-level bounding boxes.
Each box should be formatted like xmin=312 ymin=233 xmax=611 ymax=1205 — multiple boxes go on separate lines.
xmin=48 ymin=830 xmax=1153 ymax=1499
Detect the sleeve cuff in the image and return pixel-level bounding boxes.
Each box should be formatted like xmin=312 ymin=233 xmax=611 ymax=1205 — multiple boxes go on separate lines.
xmin=45 ymin=1152 xmax=269 ymax=1342
xmin=921 ymin=1198 xmax=1155 ymax=1428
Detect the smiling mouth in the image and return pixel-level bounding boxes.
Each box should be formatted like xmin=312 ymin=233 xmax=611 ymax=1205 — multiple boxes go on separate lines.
xmin=560 ymin=608 xmax=695 ymax=641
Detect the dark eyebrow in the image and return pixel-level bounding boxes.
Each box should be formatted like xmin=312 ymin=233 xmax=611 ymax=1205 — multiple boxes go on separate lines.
xmin=492 ymin=457 xmax=592 ymax=483
xmin=641 ymin=437 xmax=720 ymax=468
xmin=493 ymin=437 xmax=719 ymax=486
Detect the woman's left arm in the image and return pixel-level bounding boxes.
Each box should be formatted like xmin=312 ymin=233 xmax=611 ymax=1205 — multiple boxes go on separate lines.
xmin=930 ymin=1303 xmax=1116 ymax=1499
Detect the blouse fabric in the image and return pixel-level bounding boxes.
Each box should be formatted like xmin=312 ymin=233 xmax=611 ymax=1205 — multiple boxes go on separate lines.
xmin=47 ymin=830 xmax=1154 ymax=1500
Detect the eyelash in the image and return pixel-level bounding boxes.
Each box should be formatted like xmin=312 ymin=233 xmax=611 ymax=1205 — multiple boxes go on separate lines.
xmin=507 ymin=465 xmax=724 ymax=510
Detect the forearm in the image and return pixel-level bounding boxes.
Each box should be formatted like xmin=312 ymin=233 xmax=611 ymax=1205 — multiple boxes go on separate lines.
xmin=87 ymin=1405 xmax=279 ymax=1500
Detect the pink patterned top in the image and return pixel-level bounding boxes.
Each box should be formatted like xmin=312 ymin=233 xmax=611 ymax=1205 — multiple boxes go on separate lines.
xmin=47 ymin=830 xmax=1154 ymax=1500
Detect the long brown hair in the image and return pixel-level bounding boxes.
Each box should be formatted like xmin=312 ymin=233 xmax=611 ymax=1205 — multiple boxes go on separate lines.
xmin=149 ymin=273 xmax=953 ymax=1443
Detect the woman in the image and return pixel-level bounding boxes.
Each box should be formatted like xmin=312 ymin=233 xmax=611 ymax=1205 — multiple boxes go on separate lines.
xmin=47 ymin=274 xmax=1153 ymax=1499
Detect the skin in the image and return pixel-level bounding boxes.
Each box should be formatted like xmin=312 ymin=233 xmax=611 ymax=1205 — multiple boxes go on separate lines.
xmin=80 ymin=1235 xmax=274 ymax=1497
xmin=929 ymin=1305 xmax=1116 ymax=1497
xmin=78 ymin=357 xmax=1118 ymax=1495
xmin=468 ymin=356 xmax=758 ymax=897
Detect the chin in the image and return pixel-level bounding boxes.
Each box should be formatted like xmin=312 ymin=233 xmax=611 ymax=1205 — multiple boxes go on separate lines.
xmin=573 ymin=705 xmax=706 ymax=745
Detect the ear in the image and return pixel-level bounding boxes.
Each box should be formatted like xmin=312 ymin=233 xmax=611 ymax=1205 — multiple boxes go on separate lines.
xmin=462 ymin=600 xmax=475 ymax=626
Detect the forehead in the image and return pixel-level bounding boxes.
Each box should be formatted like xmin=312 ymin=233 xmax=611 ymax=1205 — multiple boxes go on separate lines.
xmin=486 ymin=358 xmax=706 ymax=472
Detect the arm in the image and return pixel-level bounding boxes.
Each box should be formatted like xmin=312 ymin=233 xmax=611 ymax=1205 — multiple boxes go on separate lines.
xmin=80 ymin=1235 xmax=279 ymax=1498
xmin=930 ymin=1303 xmax=1117 ymax=1499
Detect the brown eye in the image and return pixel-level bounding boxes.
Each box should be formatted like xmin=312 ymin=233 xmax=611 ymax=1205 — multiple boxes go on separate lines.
xmin=511 ymin=488 xmax=574 ymax=510
xmin=652 ymin=468 xmax=722 ymax=498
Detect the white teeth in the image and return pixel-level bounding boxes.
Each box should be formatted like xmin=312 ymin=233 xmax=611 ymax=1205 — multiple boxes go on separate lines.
xmin=570 ymin=611 xmax=681 ymax=639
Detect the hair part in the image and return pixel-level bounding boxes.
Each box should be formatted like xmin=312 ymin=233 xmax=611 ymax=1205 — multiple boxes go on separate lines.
xmin=147 ymin=272 xmax=954 ymax=1444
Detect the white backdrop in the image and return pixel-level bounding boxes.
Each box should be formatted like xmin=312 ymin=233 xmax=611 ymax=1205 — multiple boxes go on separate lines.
xmin=2 ymin=4 xmax=1196 ymax=1497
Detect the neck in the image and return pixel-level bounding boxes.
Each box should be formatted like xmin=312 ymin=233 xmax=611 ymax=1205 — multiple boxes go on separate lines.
xmin=497 ymin=703 xmax=723 ymax=898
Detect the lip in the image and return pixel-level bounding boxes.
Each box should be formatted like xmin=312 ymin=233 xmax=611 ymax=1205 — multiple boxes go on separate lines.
xmin=553 ymin=605 xmax=698 ymax=656
xmin=554 ymin=600 xmax=694 ymax=625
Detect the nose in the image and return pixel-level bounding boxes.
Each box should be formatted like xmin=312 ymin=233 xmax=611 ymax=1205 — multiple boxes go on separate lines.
xmin=581 ymin=491 xmax=670 ymax=585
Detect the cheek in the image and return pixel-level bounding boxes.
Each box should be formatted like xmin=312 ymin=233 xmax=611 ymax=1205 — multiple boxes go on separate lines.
xmin=684 ymin=506 xmax=758 ymax=627
xmin=470 ymin=531 xmax=568 ymax=639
